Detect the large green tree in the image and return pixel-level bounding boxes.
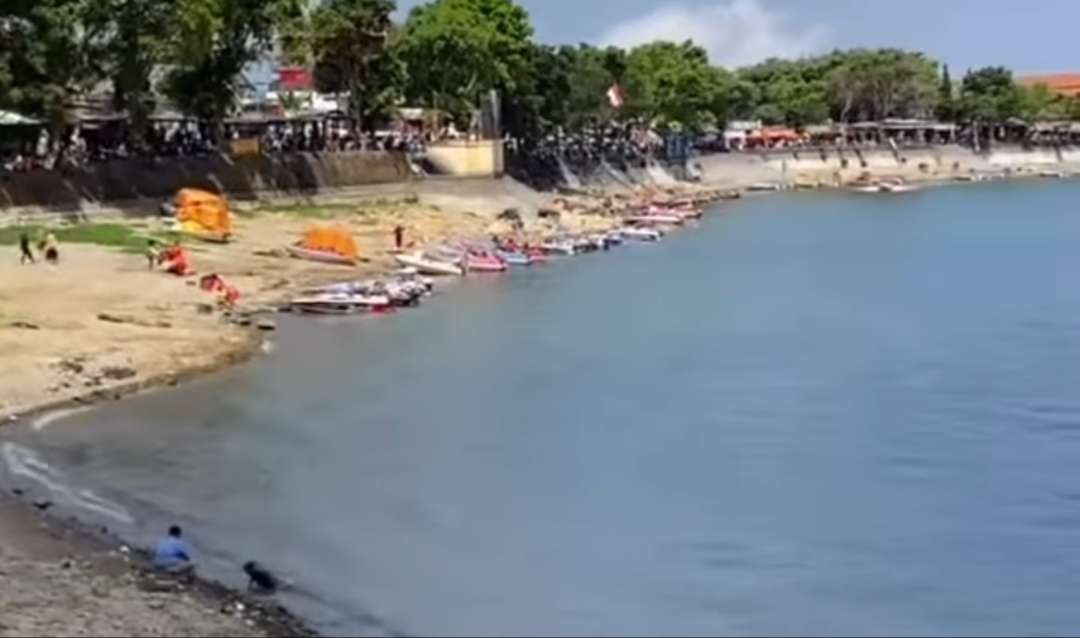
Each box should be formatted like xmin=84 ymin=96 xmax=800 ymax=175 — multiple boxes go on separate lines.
xmin=958 ymin=66 xmax=1023 ymax=122
xmin=0 ymin=0 xmax=107 ymax=132
xmin=162 ymin=0 xmax=303 ymax=138
xmin=741 ymin=49 xmax=939 ymax=125
xmin=84 ymin=0 xmax=178 ymax=149
xmin=622 ymin=40 xmax=728 ymax=130
xmin=309 ymin=0 xmax=403 ymax=132
xmin=398 ymin=0 xmax=533 ymax=127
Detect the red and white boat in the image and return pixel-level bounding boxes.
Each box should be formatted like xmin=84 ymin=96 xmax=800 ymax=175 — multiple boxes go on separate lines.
xmin=464 ymin=251 xmax=508 ymax=272
xmin=625 ymin=211 xmax=684 ymax=226
xmin=287 ymin=245 xmax=358 ymax=266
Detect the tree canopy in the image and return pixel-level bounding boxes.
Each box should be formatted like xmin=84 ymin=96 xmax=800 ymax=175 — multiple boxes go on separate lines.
xmin=397 ymin=0 xmax=533 ymax=125
xmin=308 ymin=0 xmax=403 ymax=132
xmin=5 ymin=0 xmax=1080 ymax=144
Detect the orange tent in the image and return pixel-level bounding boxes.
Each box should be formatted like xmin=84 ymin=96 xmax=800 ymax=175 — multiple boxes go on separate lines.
xmin=299 ymin=226 xmax=358 ymax=260
xmin=175 ymin=188 xmax=232 ymax=239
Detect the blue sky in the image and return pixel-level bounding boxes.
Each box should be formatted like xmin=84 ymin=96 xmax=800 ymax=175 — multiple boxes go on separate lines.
xmin=397 ymin=0 xmax=1080 ymax=73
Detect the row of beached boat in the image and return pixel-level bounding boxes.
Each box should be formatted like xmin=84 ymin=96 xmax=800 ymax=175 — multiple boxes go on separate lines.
xmin=285 ymin=200 xmax=710 ymax=315
xmin=286 ymin=271 xmax=435 ymax=315
xmin=390 ymin=202 xmax=707 ymax=278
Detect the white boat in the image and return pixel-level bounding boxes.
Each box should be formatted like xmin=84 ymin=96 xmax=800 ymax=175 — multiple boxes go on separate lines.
xmin=603 ymin=231 xmax=625 ymax=246
xmin=620 ymin=227 xmax=662 ymax=242
xmin=1039 ymin=170 xmax=1066 ymax=178
xmin=625 ymin=213 xmax=684 ymax=225
xmin=747 ymin=182 xmax=783 ymax=192
xmin=851 ymin=180 xmax=919 ymax=194
xmin=290 ymin=291 xmax=392 ymax=314
xmin=881 ymin=180 xmax=919 ymax=192
xmin=541 ymin=239 xmax=576 ymax=256
xmin=394 ymin=251 xmax=463 ymax=276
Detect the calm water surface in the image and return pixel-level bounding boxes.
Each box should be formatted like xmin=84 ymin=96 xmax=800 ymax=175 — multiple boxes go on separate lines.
xmin=7 ymin=181 xmax=1080 ymax=636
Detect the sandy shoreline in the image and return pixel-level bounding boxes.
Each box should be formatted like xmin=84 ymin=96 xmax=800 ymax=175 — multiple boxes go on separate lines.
xmin=2 ymin=152 xmax=1080 ymax=636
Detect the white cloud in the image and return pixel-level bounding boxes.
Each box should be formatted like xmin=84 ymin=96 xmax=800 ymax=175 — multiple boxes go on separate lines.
xmin=598 ymin=0 xmax=832 ymax=68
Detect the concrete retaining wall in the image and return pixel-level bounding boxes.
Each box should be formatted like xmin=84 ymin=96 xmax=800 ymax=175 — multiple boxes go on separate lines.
xmin=0 ymin=151 xmax=412 ymax=210
xmin=425 ymin=141 xmax=504 ymax=177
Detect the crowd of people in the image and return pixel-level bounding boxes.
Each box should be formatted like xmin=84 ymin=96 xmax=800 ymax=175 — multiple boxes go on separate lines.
xmin=0 ymin=117 xmax=437 ymax=176
xmin=506 ymin=125 xmax=690 ymax=189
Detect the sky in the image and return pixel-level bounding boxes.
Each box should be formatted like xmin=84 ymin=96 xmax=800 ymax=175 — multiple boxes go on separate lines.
xmin=396 ymin=0 xmax=1080 ymax=74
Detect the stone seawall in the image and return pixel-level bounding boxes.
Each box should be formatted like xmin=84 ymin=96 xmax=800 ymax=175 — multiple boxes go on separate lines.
xmin=697 ymin=146 xmax=1080 ymax=187
xmin=0 ymin=151 xmax=412 ymax=211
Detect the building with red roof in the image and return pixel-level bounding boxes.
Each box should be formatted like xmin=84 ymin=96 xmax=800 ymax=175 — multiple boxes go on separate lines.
xmin=1017 ymin=73 xmax=1080 ymax=97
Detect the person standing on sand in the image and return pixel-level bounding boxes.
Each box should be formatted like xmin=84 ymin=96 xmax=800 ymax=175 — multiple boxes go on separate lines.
xmin=19 ymin=232 xmax=34 ymax=264
xmin=146 ymin=239 xmax=160 ymax=270
xmin=393 ymin=225 xmax=405 ymax=250
xmin=153 ymin=525 xmax=195 ymax=576
xmin=41 ymin=232 xmax=59 ymax=264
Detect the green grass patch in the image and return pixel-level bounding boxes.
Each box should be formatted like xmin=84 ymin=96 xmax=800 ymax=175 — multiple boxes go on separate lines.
xmin=254 ymin=202 xmax=357 ymax=219
xmin=0 ymin=223 xmax=184 ymax=253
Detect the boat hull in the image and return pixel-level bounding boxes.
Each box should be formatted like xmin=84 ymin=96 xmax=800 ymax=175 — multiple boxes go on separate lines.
xmin=395 ymin=253 xmax=462 ymax=276
xmin=288 ymin=246 xmax=357 ymax=266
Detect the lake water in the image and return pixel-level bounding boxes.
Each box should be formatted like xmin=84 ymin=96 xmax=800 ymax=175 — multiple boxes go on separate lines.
xmin=7 ymin=181 xmax=1080 ymax=636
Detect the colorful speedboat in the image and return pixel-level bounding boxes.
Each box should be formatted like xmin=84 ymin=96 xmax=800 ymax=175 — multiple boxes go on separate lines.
xmin=394 ymin=251 xmax=463 ymax=276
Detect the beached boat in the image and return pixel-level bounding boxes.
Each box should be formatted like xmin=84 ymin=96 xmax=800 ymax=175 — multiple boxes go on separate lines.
xmin=1039 ymin=170 xmax=1066 ymax=178
xmin=178 ymin=228 xmax=231 ymax=244
xmin=603 ymin=231 xmax=625 ymax=246
xmin=496 ymin=250 xmax=535 ymax=266
xmin=851 ymin=179 xmax=919 ymax=194
xmin=290 ymin=291 xmax=392 ymax=314
xmin=625 ymin=213 xmax=684 ymax=226
xmin=541 ymin=239 xmax=576 ymax=256
xmin=748 ymin=182 xmax=783 ymax=192
xmin=464 ymin=251 xmax=507 ymax=272
xmin=671 ymin=206 xmax=704 ymax=220
xmin=573 ymin=236 xmax=602 ymax=253
xmin=395 ymin=251 xmax=462 ymax=276
xmin=880 ymin=180 xmax=919 ymax=192
xmin=306 ymin=280 xmax=425 ymax=308
xmin=648 ymin=204 xmax=701 ymax=220
xmin=621 ymin=227 xmax=663 ymax=242
xmin=287 ymin=245 xmax=358 ymax=266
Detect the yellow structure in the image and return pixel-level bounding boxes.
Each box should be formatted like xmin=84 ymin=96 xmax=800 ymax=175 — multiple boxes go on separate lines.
xmin=299 ymin=226 xmax=358 ymax=260
xmin=175 ymin=188 xmax=232 ymax=241
xmin=425 ymin=140 xmax=504 ymax=178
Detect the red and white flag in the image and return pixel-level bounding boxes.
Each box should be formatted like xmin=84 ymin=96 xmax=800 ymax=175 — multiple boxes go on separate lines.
xmin=606 ymin=84 xmax=626 ymax=109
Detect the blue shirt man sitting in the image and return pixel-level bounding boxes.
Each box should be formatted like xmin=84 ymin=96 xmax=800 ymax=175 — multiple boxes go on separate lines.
xmin=153 ymin=525 xmax=195 ymax=575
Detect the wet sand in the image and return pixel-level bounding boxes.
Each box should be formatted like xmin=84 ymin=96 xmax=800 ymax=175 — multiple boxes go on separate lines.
xmin=0 ymin=493 xmax=313 ymax=637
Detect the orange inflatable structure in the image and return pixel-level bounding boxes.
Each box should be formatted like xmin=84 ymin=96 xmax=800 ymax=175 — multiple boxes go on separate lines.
xmin=175 ymin=188 xmax=232 ymax=241
xmin=297 ymin=226 xmax=358 ymax=260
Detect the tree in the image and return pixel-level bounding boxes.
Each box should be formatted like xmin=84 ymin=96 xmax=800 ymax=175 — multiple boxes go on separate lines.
xmin=862 ymin=50 xmax=938 ymax=120
xmin=1018 ymin=83 xmax=1063 ymax=121
xmin=162 ymin=0 xmax=304 ymax=138
xmin=958 ymin=66 xmax=1023 ymax=122
xmin=83 ymin=0 xmax=178 ymax=149
xmin=309 ymin=0 xmax=403 ymax=132
xmin=936 ymin=63 xmax=955 ymax=120
xmin=398 ymin=0 xmax=534 ymax=127
xmin=623 ymin=40 xmax=727 ymax=130
xmin=765 ymin=76 xmax=828 ymax=127
xmin=0 ymin=0 xmax=108 ymax=134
